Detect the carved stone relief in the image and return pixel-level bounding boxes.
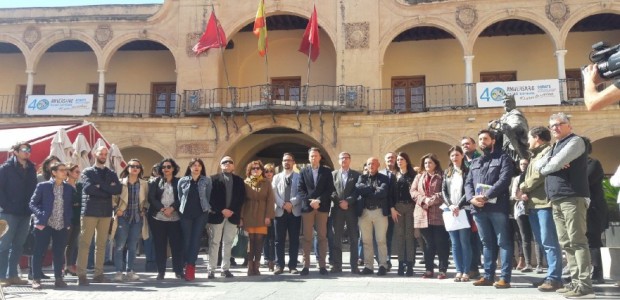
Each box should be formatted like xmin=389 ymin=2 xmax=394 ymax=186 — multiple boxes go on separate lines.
xmin=95 ymin=25 xmax=113 ymax=48
xmin=546 ymin=0 xmax=570 ymax=29
xmin=455 ymin=5 xmax=478 ymax=33
xmin=177 ymin=141 xmax=213 ymax=157
xmin=344 ymin=22 xmax=369 ymax=50
xmin=23 ymin=26 xmax=41 ymax=49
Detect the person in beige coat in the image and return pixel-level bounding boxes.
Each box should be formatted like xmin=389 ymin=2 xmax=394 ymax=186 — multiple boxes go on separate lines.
xmin=111 ymin=159 xmax=148 ymax=282
xmin=240 ymin=160 xmax=275 ymax=276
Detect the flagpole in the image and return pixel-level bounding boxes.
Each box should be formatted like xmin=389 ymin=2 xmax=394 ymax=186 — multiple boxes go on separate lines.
xmin=262 ymin=2 xmax=269 ymax=87
xmin=305 ymin=2 xmax=316 ymax=103
xmin=210 ymin=4 xmax=234 ymax=106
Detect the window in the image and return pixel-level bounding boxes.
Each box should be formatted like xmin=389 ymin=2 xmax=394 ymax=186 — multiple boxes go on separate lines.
xmin=391 ymin=76 xmax=425 ymax=113
xmin=17 ymin=85 xmax=45 ymax=114
xmin=480 ymin=71 xmax=517 ymax=82
xmin=271 ymin=77 xmax=301 ymax=101
xmin=88 ymin=83 xmax=117 ymax=114
xmin=151 ymin=83 xmax=177 ymax=115
xmin=565 ymin=69 xmax=583 ymax=99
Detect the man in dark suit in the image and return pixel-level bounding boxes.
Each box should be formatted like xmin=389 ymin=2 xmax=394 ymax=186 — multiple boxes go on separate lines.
xmin=207 ymin=156 xmax=246 ymax=278
xmin=330 ymin=152 xmax=360 ymax=274
xmin=297 ymin=147 xmax=334 ymax=276
xmin=356 ymin=157 xmax=390 ymax=276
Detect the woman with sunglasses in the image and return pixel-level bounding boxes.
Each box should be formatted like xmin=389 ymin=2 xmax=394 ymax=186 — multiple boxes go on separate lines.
xmin=241 ymin=161 xmax=275 ymax=275
xmin=178 ymin=158 xmax=212 ymax=281
xmin=111 ymin=159 xmax=149 ymax=282
xmin=29 ymin=162 xmax=73 ymax=289
xmin=147 ymin=158 xmax=183 ymax=280
xmin=262 ymin=163 xmax=276 ymax=271
xmin=63 ymin=163 xmax=82 ymax=277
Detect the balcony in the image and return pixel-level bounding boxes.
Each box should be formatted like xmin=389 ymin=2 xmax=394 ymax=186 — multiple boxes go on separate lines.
xmin=0 ymin=79 xmax=591 ymax=118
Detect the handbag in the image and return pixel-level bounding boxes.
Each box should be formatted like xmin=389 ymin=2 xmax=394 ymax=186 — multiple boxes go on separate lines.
xmin=231 ymin=228 xmax=248 ymax=258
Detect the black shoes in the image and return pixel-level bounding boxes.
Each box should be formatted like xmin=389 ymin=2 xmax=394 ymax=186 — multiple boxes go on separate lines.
xmin=319 ymin=267 xmax=328 ymax=275
xmin=222 ymin=270 xmax=234 ymax=278
xmin=360 ymin=267 xmax=374 ymax=275
xmin=397 ymin=262 xmax=405 ymax=276
xmin=377 ymin=266 xmax=387 ymax=276
xmin=300 ymin=267 xmax=309 ymax=276
xmin=405 ymin=262 xmax=414 ymax=277
xmin=207 ymin=271 xmax=215 ymax=279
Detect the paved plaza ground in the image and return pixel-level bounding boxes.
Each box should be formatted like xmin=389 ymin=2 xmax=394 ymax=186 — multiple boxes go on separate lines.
xmin=3 ymin=252 xmax=619 ymax=300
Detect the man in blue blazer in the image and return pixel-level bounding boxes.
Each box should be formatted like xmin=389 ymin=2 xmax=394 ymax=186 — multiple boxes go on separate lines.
xmin=297 ymin=147 xmax=334 ymax=276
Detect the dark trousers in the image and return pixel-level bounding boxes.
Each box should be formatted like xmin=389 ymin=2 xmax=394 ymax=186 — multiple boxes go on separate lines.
xmin=515 ymin=214 xmax=534 ymax=264
xmin=274 ymin=212 xmax=301 ymax=269
xmin=65 ymin=223 xmax=80 ymax=267
xmin=420 ymin=225 xmax=449 ymax=273
xmin=149 ymin=217 xmax=184 ymax=275
xmin=180 ymin=213 xmax=207 ymax=265
xmin=263 ymin=220 xmax=275 ymax=261
xmin=331 ymin=207 xmax=359 ymax=269
xmin=32 ymin=227 xmax=68 ymax=280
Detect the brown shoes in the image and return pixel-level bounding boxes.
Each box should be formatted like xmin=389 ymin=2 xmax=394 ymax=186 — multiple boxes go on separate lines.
xmin=472 ymin=277 xmax=494 ymax=286
xmin=537 ymin=280 xmax=562 ymax=292
xmin=55 ymin=279 xmax=68 ymax=288
xmin=78 ymin=276 xmax=90 ymax=286
xmin=493 ymin=279 xmax=511 ymax=289
xmin=7 ymin=276 xmax=28 ymax=285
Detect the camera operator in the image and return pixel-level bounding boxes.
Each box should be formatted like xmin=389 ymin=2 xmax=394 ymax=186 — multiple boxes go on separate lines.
xmin=583 ymin=62 xmax=620 ymax=111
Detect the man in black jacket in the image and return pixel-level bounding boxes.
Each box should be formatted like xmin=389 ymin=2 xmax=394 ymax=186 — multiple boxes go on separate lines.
xmin=356 ymin=157 xmax=390 ymax=276
xmin=76 ymin=146 xmax=121 ymax=285
xmin=207 ymin=156 xmax=245 ymax=278
xmin=0 ymin=142 xmax=37 ymax=287
xmin=298 ymin=147 xmax=334 ymax=276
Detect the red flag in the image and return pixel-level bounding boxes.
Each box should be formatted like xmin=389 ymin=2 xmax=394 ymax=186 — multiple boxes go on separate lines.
xmin=192 ymin=11 xmax=227 ymax=55
xmin=298 ymin=5 xmax=320 ymax=62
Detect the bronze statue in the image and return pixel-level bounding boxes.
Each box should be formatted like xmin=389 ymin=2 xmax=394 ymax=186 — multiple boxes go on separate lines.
xmin=488 ymin=94 xmax=530 ymax=162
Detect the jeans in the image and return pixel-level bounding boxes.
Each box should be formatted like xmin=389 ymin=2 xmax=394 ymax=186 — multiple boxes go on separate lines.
xmin=448 ymin=227 xmax=472 ymax=274
xmin=0 ymin=213 xmax=31 ymax=279
xmin=552 ymin=197 xmax=592 ymax=290
xmin=528 ymin=208 xmax=562 ymax=282
xmin=114 ymin=217 xmax=142 ymax=272
xmin=274 ymin=212 xmax=301 ymax=269
xmin=263 ymin=220 xmax=275 ymax=261
xmin=32 ymin=227 xmax=68 ymax=280
xmin=180 ymin=213 xmax=207 ymax=265
xmin=470 ymin=230 xmax=482 ymax=270
xmin=473 ymin=211 xmax=513 ymax=282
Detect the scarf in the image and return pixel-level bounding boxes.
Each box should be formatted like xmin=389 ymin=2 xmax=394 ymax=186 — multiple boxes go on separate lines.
xmin=245 ymin=175 xmax=264 ymax=189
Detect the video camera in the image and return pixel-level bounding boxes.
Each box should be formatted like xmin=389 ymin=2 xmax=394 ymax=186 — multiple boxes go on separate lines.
xmin=589 ymin=41 xmax=620 ymax=80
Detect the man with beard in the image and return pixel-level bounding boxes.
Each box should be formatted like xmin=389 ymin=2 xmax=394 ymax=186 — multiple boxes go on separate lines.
xmin=0 ymin=142 xmax=37 ymax=287
xmin=76 ymin=146 xmax=122 ymax=285
xmin=272 ymin=153 xmax=302 ymax=275
xmin=466 ymin=130 xmax=514 ymax=289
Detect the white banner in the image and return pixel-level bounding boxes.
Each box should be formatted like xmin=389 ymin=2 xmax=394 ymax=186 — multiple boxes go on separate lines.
xmin=25 ymin=94 xmax=93 ymax=116
xmin=476 ymin=79 xmax=561 ymax=108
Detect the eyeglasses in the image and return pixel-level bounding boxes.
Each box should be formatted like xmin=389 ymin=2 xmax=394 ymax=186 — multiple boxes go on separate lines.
xmin=251 ymin=167 xmax=262 ymax=171
xmin=71 ymin=169 xmax=81 ymax=174
xmin=264 ymin=170 xmax=274 ymax=173
xmin=548 ymin=122 xmax=567 ymax=129
xmin=396 ymin=158 xmax=406 ymax=161
xmin=161 ymin=165 xmax=173 ymax=170
xmin=282 ymin=159 xmax=293 ymax=162
xmin=221 ymin=160 xmax=234 ymax=165
xmin=128 ymin=165 xmax=142 ymax=169
xmin=339 ymin=156 xmax=350 ymax=160
xmin=19 ymin=147 xmax=31 ymax=153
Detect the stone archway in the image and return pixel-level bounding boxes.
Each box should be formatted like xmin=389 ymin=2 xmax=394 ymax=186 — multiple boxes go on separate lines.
xmin=120 ymin=146 xmax=165 ymax=179
xmin=395 ymin=140 xmax=453 ymax=171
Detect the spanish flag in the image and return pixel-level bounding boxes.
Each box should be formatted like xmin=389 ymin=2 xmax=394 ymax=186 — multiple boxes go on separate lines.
xmin=253 ymin=0 xmax=268 ymax=57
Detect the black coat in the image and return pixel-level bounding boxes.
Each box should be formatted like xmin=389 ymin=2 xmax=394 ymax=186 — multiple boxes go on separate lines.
xmin=355 ymin=172 xmax=390 ymax=217
xmin=0 ymin=156 xmax=37 ymax=216
xmin=298 ymin=165 xmax=334 ymax=213
xmin=148 ymin=177 xmax=180 ymax=218
xmin=80 ymin=166 xmax=122 ymax=217
xmin=586 ymin=157 xmax=609 ymax=239
xmin=208 ymin=173 xmax=245 ymax=225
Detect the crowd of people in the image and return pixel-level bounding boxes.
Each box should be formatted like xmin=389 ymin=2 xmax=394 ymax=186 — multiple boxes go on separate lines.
xmin=0 ymin=110 xmax=618 ymax=300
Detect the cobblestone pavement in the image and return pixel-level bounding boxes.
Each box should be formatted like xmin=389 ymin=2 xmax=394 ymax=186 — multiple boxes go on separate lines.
xmin=3 ymin=253 xmax=619 ymax=300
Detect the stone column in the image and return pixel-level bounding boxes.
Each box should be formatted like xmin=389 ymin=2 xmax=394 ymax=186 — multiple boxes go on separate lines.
xmin=25 ymin=70 xmax=35 ymax=95
xmin=464 ymin=55 xmax=475 ymax=106
xmin=555 ymin=50 xmax=568 ymax=101
xmin=97 ymin=69 xmax=106 ymax=114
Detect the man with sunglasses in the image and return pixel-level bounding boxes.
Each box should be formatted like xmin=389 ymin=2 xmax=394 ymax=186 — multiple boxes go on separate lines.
xmin=0 ymin=142 xmax=37 ymax=287
xmin=207 ymin=156 xmax=245 ymax=278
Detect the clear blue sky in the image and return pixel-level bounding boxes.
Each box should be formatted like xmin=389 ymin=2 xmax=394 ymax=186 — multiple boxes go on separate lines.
xmin=0 ymin=0 xmax=164 ymax=8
